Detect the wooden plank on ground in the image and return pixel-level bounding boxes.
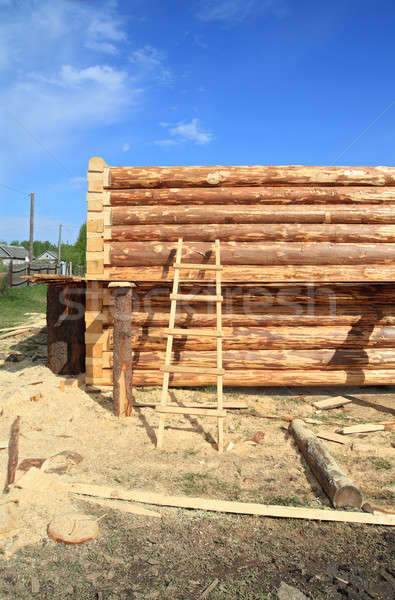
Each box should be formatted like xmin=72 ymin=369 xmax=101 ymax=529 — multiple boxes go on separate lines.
xmin=313 ymin=397 xmax=352 ymax=410
xmin=316 ymin=430 xmax=349 ymax=445
xmin=338 ymin=422 xmax=394 ymax=434
xmin=75 ymin=496 xmax=162 ymax=518
xmin=69 ymin=484 xmax=395 ymax=526
xmin=155 ymin=406 xmax=227 ymax=417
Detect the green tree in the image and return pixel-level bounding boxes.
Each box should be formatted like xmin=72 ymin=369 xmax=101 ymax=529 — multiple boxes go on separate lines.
xmin=74 ymin=222 xmax=86 ymax=267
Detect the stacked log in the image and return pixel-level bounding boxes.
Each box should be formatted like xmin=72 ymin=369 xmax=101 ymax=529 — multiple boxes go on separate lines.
xmin=84 ymin=160 xmax=395 ymax=387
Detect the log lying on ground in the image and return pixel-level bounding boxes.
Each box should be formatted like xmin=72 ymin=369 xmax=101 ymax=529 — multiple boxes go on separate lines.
xmin=4 ymin=416 xmax=20 ymax=491
xmin=111 ymin=204 xmax=395 ymax=225
xmin=99 ymin=368 xmax=395 ymax=387
xmin=69 ymin=483 xmax=395 ymax=526
xmin=110 ymin=186 xmax=395 ymax=206
xmin=102 ymin=349 xmax=395 ymax=371
xmin=109 ymin=165 xmax=395 ymax=188
xmin=289 ymin=419 xmax=362 ymax=509
xmin=109 ymin=265 xmax=395 ymax=282
xmin=110 ymin=241 xmax=395 ymax=267
xmin=110 ymin=224 xmax=395 ymax=243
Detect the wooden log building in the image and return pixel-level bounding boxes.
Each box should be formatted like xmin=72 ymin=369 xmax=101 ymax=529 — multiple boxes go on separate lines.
xmin=46 ymin=158 xmax=395 ymax=402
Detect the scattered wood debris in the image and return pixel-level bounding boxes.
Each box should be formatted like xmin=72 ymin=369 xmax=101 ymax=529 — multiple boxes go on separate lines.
xmin=312 ymin=396 xmax=352 ymax=411
xmin=30 ymin=392 xmax=42 ymax=402
xmin=289 ymin=419 xmax=362 ymax=508
xmin=47 ymin=513 xmax=98 ymax=545
xmin=316 ymin=430 xmax=349 ymax=445
xmin=337 ymin=422 xmax=395 ymax=435
xmin=5 ymin=352 xmax=25 ymax=363
xmin=18 ymin=458 xmax=46 ymax=471
xmin=199 ymin=578 xmax=219 ymax=599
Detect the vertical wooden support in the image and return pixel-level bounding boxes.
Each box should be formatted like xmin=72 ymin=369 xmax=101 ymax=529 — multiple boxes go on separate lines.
xmin=86 ymin=156 xmax=110 ymax=279
xmin=85 ymin=281 xmax=104 ymax=385
xmin=109 ymin=282 xmax=135 ymax=417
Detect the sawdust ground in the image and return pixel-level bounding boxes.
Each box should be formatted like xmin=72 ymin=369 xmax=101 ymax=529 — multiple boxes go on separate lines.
xmin=0 ymin=317 xmax=393 ymax=562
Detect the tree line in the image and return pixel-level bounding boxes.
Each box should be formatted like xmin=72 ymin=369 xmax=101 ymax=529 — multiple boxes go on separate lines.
xmin=1 ymin=223 xmax=86 ymax=267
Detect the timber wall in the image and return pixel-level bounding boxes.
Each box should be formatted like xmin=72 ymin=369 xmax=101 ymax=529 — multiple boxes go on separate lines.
xmin=84 ymin=158 xmax=395 ymax=387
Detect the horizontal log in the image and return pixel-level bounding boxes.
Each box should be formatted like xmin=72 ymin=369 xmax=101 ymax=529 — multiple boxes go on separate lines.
xmin=98 ymin=368 xmax=395 ymax=386
xmin=102 ymin=284 xmax=395 ymax=306
xmin=109 ymin=265 xmax=395 ymax=282
xmin=107 ymin=325 xmax=395 ymax=351
xmin=102 ymin=308 xmax=395 ymax=328
xmin=111 ymin=224 xmax=395 ymax=243
xmin=109 ymin=166 xmax=395 ymax=188
xmin=110 ymin=242 xmax=395 ymax=267
xmin=102 ymin=348 xmax=395 ymax=370
xmin=110 ymin=187 xmax=395 ymax=206
xmin=112 ymin=205 xmax=395 ymax=225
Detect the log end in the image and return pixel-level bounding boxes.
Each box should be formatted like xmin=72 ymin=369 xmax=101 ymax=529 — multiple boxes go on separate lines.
xmin=333 ymin=485 xmax=363 ymax=509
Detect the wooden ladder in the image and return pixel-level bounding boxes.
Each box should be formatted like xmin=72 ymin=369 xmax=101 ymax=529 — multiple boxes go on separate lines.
xmin=156 ymin=238 xmax=225 ymax=453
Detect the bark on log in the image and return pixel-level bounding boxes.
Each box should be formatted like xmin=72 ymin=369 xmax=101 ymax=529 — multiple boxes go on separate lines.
xmin=47 ymin=283 xmax=86 ymax=375
xmin=109 ymin=265 xmax=395 ymax=282
xmin=289 ymin=419 xmax=362 ymax=508
xmin=112 ymin=285 xmax=133 ymax=417
xmin=109 ymin=166 xmax=395 ymax=188
xmin=99 ymin=368 xmax=395 ymax=387
xmin=104 ymin=307 xmax=395 ymax=328
xmin=110 ymin=242 xmax=395 ymax=266
xmin=103 ymin=283 xmax=395 ymax=306
xmin=5 ymin=416 xmax=20 ymax=491
xmin=110 ymin=224 xmax=395 ymax=243
xmin=111 ymin=204 xmax=395 ymax=225
xmin=109 ymin=325 xmax=395 ymax=351
xmin=103 ymin=348 xmax=395 ymax=370
xmin=110 ymin=187 xmax=395 ymax=205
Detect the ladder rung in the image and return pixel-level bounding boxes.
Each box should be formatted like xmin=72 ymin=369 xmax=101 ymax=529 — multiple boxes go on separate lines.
xmin=162 ymin=365 xmax=225 ymax=375
xmin=156 ymin=405 xmax=227 ymax=417
xmin=166 ymin=328 xmax=222 ymax=337
xmin=174 ymin=263 xmax=223 ymax=271
xmin=170 ymin=294 xmax=223 ymax=302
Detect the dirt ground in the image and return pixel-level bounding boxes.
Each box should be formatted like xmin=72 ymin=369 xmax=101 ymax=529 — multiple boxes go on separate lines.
xmin=0 ymin=314 xmax=394 ymax=599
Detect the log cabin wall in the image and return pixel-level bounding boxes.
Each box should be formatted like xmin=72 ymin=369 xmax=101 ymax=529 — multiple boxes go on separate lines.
xmin=84 ymin=158 xmax=395 ymax=388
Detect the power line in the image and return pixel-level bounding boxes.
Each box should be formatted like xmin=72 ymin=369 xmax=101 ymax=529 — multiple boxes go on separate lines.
xmin=0 ymin=182 xmax=29 ymax=197
xmin=3 ymin=106 xmax=75 ymax=177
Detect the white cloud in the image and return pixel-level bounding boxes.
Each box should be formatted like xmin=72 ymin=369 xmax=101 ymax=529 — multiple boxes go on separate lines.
xmin=162 ymin=118 xmax=213 ymax=145
xmin=122 ymin=142 xmax=131 ymax=151
xmin=154 ymin=139 xmax=179 ymax=147
xmin=130 ymin=46 xmax=173 ymax=82
xmin=0 ymin=1 xmax=170 ymax=174
xmin=196 ymin=0 xmax=287 ymax=22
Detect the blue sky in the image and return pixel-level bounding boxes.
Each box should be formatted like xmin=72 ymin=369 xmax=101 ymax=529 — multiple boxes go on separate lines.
xmin=0 ymin=0 xmax=394 ymax=244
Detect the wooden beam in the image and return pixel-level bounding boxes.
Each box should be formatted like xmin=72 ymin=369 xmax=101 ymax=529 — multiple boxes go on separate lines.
xmin=110 ymin=186 xmax=395 ymax=206
xmin=112 ymin=283 xmax=134 ymax=417
xmin=69 ymin=483 xmax=395 ymax=526
xmin=289 ymin=419 xmax=362 ymax=509
xmin=109 ymin=165 xmax=395 ymax=188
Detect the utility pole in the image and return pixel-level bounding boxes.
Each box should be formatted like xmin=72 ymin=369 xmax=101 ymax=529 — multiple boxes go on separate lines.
xmin=29 ymin=192 xmax=34 ymax=263
xmin=57 ymin=223 xmax=62 ymax=267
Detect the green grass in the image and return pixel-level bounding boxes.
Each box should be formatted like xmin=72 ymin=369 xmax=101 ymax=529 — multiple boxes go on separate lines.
xmin=0 ymin=285 xmax=46 ymax=328
xmin=367 ymin=456 xmax=392 ymax=470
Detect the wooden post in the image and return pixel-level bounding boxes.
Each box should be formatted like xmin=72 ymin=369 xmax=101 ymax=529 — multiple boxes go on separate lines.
xmin=109 ymin=282 xmax=135 ymax=417
xmin=289 ymin=419 xmax=362 ymax=509
xmin=29 ymin=192 xmax=34 ymax=263
xmin=4 ymin=416 xmax=20 ymax=491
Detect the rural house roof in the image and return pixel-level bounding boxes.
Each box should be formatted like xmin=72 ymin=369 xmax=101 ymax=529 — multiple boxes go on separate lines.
xmin=0 ymin=244 xmax=28 ymax=260
xmin=36 ymin=250 xmax=57 ymax=260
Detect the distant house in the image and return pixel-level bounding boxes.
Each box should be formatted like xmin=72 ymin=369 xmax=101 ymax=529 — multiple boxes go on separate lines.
xmin=36 ymin=250 xmax=57 ymax=262
xmin=0 ymin=244 xmax=28 ymax=265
